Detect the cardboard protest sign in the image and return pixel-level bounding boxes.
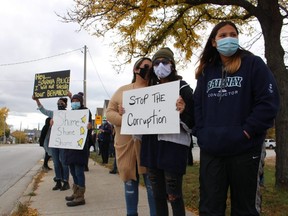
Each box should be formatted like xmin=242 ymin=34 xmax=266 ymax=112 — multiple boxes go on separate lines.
xmin=121 ymin=80 xmax=180 ymax=135
xmin=33 ymin=70 xmax=70 ymax=98
xmin=49 ymin=109 xmax=89 ymax=150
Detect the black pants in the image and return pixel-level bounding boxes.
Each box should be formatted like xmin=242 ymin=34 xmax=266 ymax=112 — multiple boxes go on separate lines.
xmin=148 ymin=168 xmax=185 ymax=216
xmin=43 ymin=152 xmax=51 ymax=167
xmin=199 ymin=148 xmax=263 ymax=216
xmin=100 ymin=141 xmax=110 ymax=164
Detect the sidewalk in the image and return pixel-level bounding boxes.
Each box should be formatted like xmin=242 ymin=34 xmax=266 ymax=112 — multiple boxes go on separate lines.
xmin=26 ymin=159 xmax=196 ymax=216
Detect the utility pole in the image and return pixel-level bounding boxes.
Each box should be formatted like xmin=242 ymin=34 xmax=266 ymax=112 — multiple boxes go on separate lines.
xmin=83 ymin=45 xmax=87 ymax=106
xmin=3 ymin=116 xmax=6 ymax=144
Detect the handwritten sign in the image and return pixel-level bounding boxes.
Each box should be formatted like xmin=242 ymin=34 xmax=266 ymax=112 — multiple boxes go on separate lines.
xmin=121 ymin=80 xmax=180 ymax=135
xmin=49 ymin=110 xmax=89 ymax=150
xmin=33 ymin=70 xmax=70 ymax=98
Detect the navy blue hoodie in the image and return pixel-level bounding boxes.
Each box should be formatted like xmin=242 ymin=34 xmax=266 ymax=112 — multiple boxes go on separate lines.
xmin=194 ymin=54 xmax=279 ymax=156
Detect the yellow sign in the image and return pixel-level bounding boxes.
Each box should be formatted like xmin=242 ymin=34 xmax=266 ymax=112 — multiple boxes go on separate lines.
xmin=95 ymin=115 xmax=102 ymax=126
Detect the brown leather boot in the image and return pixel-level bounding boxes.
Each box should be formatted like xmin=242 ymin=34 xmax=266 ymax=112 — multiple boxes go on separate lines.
xmin=66 ymin=186 xmax=85 ymax=207
xmin=65 ymin=184 xmax=78 ymax=201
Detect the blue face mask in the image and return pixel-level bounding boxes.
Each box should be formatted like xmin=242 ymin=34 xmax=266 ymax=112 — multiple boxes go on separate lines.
xmin=71 ymin=102 xmax=81 ymax=110
xmin=216 ymin=37 xmax=239 ymax=57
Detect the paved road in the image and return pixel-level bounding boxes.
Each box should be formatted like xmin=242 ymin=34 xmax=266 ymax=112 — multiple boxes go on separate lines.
xmin=0 ymin=144 xmax=43 ymax=215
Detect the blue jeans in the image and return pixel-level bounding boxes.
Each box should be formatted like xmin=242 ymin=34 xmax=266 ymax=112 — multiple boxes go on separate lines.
xmin=51 ymin=148 xmax=69 ymax=182
xmin=148 ymin=169 xmax=185 ymax=216
xmin=69 ymin=164 xmax=85 ymax=187
xmin=124 ymin=174 xmax=156 ymax=216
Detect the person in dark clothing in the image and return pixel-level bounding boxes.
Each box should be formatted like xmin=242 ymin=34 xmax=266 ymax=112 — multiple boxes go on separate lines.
xmin=98 ymin=118 xmax=112 ymax=164
xmin=39 ymin=117 xmax=52 ymax=171
xmin=140 ymin=47 xmax=195 ymax=216
xmin=194 ymin=21 xmax=280 ymax=216
xmin=64 ymin=92 xmax=92 ymax=207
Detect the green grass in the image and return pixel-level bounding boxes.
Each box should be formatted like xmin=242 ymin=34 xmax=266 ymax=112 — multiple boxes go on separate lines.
xmin=90 ymin=152 xmax=288 ymax=216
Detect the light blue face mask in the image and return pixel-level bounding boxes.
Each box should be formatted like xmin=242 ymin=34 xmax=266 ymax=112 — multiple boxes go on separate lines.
xmin=71 ymin=101 xmax=81 ymax=110
xmin=216 ymin=37 xmax=239 ymax=57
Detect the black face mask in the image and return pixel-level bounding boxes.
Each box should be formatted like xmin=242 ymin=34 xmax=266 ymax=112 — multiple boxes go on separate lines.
xmin=137 ymin=64 xmax=150 ymax=80
xmin=58 ymin=105 xmax=66 ymax=110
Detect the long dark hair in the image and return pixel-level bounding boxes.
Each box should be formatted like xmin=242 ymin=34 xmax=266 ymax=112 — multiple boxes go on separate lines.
xmin=195 ymin=21 xmax=251 ymax=79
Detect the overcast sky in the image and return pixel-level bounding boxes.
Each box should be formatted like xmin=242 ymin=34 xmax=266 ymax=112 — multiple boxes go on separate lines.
xmin=1 ymin=0 xmax=277 ymax=132
xmin=0 ymin=0 xmax=199 ymax=131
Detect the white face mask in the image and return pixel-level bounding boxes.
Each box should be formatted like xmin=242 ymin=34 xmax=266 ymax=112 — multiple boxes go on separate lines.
xmin=153 ymin=63 xmax=172 ymax=79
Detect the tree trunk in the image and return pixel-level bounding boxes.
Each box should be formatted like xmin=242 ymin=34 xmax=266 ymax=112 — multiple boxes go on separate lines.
xmin=257 ymin=0 xmax=288 ymax=189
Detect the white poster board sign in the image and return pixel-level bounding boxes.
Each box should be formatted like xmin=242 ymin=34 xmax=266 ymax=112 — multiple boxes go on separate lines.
xmin=121 ymin=80 xmax=180 ymax=135
xmin=49 ymin=109 xmax=89 ymax=150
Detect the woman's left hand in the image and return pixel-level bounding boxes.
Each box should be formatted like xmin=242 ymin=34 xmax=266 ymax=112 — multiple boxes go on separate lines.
xmin=176 ymin=96 xmax=185 ymax=114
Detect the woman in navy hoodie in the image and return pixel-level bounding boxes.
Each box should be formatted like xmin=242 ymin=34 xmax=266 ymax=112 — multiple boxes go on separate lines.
xmin=194 ymin=21 xmax=279 ymax=215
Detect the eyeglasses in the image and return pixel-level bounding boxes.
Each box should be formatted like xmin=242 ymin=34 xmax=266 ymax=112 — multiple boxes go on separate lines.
xmin=153 ymin=58 xmax=171 ymax=66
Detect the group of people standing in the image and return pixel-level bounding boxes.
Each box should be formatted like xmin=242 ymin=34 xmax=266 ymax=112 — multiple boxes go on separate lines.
xmin=107 ymin=21 xmax=279 ymax=216
xmin=32 ymin=21 xmax=279 ymax=216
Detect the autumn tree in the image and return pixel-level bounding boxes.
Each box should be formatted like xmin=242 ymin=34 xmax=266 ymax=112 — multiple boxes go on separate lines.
xmin=0 ymin=107 xmax=10 ymax=143
xmin=61 ymin=0 xmax=288 ymax=188
xmin=11 ymin=130 xmax=27 ymax=144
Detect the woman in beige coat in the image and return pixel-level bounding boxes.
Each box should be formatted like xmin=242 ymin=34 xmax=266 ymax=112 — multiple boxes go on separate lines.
xmin=106 ymin=57 xmax=156 ymax=216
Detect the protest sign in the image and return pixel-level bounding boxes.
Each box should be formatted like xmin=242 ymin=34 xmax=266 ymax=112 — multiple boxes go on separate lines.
xmin=33 ymin=70 xmax=70 ymax=98
xmin=49 ymin=109 xmax=89 ymax=150
xmin=121 ymin=80 xmax=180 ymax=135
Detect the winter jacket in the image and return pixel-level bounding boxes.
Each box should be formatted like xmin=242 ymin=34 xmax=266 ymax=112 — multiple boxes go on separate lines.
xmin=141 ymin=80 xmax=195 ymax=175
xmin=64 ymin=106 xmax=92 ymax=165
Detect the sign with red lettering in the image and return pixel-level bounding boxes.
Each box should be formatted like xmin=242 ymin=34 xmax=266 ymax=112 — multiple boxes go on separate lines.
xmin=121 ymin=80 xmax=180 ymax=135
xmin=33 ymin=70 xmax=70 ymax=98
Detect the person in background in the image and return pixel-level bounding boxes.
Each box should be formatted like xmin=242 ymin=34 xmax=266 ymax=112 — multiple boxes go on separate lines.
xmin=32 ymin=96 xmax=70 ymax=191
xmin=98 ymin=117 xmax=112 ymax=164
xmin=193 ymin=21 xmax=280 ymax=215
xmin=140 ymin=47 xmax=195 ymax=216
xmin=106 ymin=57 xmax=156 ymax=216
xmin=109 ymin=125 xmax=118 ymax=174
xmin=39 ymin=117 xmax=52 ymax=171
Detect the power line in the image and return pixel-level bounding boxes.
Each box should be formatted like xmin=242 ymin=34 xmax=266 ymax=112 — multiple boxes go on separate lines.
xmin=87 ymin=48 xmax=111 ymax=99
xmin=0 ymin=47 xmax=83 ymax=67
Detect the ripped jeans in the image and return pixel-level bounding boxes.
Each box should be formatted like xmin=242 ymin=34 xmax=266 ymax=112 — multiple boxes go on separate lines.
xmin=148 ymin=168 xmax=185 ymax=216
xmin=124 ymin=174 xmax=156 ymax=216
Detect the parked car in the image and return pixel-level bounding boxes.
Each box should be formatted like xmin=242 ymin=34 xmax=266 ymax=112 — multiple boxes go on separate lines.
xmin=264 ymin=139 xmax=276 ymax=149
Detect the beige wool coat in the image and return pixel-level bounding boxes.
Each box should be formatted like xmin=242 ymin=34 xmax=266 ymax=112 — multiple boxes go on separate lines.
xmin=106 ymin=83 xmax=147 ymax=182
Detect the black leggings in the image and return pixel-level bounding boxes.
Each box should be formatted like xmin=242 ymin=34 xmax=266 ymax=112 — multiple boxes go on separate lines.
xmin=148 ymin=168 xmax=185 ymax=216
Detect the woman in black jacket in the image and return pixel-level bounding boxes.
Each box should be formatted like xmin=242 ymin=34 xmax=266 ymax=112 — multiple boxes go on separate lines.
xmin=64 ymin=92 xmax=92 ymax=207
